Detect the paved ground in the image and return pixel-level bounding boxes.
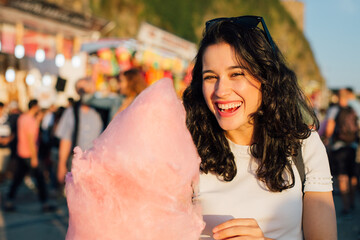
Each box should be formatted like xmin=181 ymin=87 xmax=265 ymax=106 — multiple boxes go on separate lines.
xmin=333 ymin=189 xmax=360 ymax=240
xmin=0 ymin=180 xmax=68 ymax=240
xmin=0 ymin=180 xmax=359 ymax=240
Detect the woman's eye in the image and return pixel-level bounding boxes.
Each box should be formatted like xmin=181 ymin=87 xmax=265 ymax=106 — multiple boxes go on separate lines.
xmin=231 ymin=72 xmax=244 ymax=77
xmin=203 ymin=75 xmax=217 ymax=81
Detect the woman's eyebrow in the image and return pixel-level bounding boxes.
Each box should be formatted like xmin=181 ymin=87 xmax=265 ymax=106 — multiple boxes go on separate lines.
xmin=202 ymin=66 xmax=246 ymax=75
xmin=202 ymin=70 xmax=215 ymax=75
xmin=228 ymin=66 xmax=245 ymax=70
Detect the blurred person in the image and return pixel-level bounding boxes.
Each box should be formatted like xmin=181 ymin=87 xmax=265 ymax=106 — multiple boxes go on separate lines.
xmin=83 ymin=68 xmax=147 ymax=125
xmin=0 ymin=102 xmax=13 ymax=183
xmin=182 ymin=16 xmax=336 ymax=239
xmin=346 ymin=88 xmax=360 ymax=193
xmin=56 ymin=78 xmax=103 ymax=184
xmin=38 ymin=105 xmax=58 ymax=189
xmin=6 ymin=101 xmax=22 ymax=179
xmin=115 ymin=68 xmax=148 ymax=116
xmin=4 ymin=99 xmax=56 ymax=212
xmin=347 ymin=87 xmax=360 ymax=117
xmin=48 ymin=106 xmax=65 ymax=191
xmin=317 ymin=108 xmax=329 ymax=140
xmin=40 ymin=106 xmax=56 ymax=148
xmin=325 ymin=88 xmax=358 ymax=216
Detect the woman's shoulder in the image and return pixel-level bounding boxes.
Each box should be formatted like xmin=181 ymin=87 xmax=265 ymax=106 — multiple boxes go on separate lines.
xmin=301 ymin=130 xmax=327 ymax=163
xmin=303 ymin=130 xmax=322 ymax=145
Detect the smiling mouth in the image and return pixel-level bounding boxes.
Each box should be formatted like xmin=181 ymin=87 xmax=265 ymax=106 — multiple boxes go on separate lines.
xmin=216 ymin=102 xmax=242 ymax=113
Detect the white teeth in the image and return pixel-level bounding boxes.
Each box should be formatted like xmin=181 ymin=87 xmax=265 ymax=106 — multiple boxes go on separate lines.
xmin=217 ymin=102 xmax=242 ymax=110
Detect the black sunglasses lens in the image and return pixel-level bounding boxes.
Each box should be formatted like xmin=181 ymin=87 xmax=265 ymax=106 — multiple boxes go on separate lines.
xmin=237 ymin=16 xmax=261 ymax=27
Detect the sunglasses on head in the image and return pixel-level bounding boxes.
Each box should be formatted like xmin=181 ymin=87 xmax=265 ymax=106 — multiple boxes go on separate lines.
xmin=205 ymin=15 xmax=276 ymax=54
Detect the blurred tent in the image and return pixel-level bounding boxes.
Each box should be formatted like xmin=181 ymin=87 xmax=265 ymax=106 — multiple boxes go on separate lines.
xmin=81 ymin=39 xmax=137 ymax=54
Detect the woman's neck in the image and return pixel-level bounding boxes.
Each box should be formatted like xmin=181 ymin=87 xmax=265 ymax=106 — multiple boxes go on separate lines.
xmin=225 ymin=127 xmax=254 ymax=146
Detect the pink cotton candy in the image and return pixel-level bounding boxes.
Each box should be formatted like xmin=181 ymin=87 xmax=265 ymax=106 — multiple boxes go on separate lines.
xmin=65 ymin=78 xmax=205 ymax=240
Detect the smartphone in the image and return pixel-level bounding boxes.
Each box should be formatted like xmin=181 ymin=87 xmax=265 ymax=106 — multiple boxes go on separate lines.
xmin=200 ymin=214 xmax=234 ymax=239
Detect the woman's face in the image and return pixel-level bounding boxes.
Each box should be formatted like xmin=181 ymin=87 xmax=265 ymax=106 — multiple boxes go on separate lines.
xmin=202 ymin=42 xmax=262 ymax=143
xmin=118 ymin=74 xmax=129 ymax=96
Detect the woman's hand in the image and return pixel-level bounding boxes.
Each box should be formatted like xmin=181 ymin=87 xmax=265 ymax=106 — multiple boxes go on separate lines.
xmin=212 ymin=218 xmax=272 ymax=240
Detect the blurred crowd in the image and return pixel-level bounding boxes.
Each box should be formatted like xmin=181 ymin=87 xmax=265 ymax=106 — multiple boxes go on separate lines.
xmin=318 ymin=87 xmax=360 ymax=218
xmin=0 ymin=67 xmax=147 ymax=212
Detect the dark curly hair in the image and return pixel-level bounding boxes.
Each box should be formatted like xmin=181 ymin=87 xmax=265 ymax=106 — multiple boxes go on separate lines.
xmin=182 ymin=19 xmax=318 ymax=192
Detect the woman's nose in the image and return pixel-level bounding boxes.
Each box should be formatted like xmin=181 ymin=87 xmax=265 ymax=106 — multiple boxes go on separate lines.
xmin=214 ymin=78 xmax=231 ymax=97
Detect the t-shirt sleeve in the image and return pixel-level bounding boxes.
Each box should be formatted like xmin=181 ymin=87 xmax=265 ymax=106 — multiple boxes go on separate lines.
xmin=327 ymin=106 xmax=339 ymax=120
xmin=55 ymin=107 xmax=74 ymax=141
xmin=302 ymin=131 xmax=333 ymax=192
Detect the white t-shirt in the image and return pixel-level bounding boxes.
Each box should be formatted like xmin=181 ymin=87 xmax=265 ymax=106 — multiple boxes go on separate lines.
xmin=198 ymin=131 xmax=332 ymax=240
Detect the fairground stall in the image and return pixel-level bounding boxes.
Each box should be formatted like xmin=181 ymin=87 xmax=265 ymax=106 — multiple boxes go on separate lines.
xmin=81 ymin=22 xmax=197 ymax=97
xmin=0 ymin=0 xmax=109 ymax=109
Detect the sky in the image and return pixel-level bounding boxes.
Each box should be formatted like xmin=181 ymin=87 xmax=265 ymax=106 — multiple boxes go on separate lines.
xmin=301 ymin=0 xmax=360 ymax=92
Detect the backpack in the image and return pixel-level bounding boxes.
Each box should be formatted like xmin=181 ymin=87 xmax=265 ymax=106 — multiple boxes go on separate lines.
xmin=72 ymin=101 xmax=81 ymax=149
xmin=334 ymin=106 xmax=359 ymax=143
xmin=292 ymin=144 xmax=305 ymax=194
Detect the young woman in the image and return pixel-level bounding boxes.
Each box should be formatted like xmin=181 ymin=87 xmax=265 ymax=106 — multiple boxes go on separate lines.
xmin=182 ymin=16 xmax=337 ymax=240
xmin=115 ymin=68 xmax=148 ymax=115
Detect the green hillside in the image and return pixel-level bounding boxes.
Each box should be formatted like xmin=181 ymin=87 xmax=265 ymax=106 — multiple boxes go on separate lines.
xmin=90 ymin=0 xmax=325 ymax=91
